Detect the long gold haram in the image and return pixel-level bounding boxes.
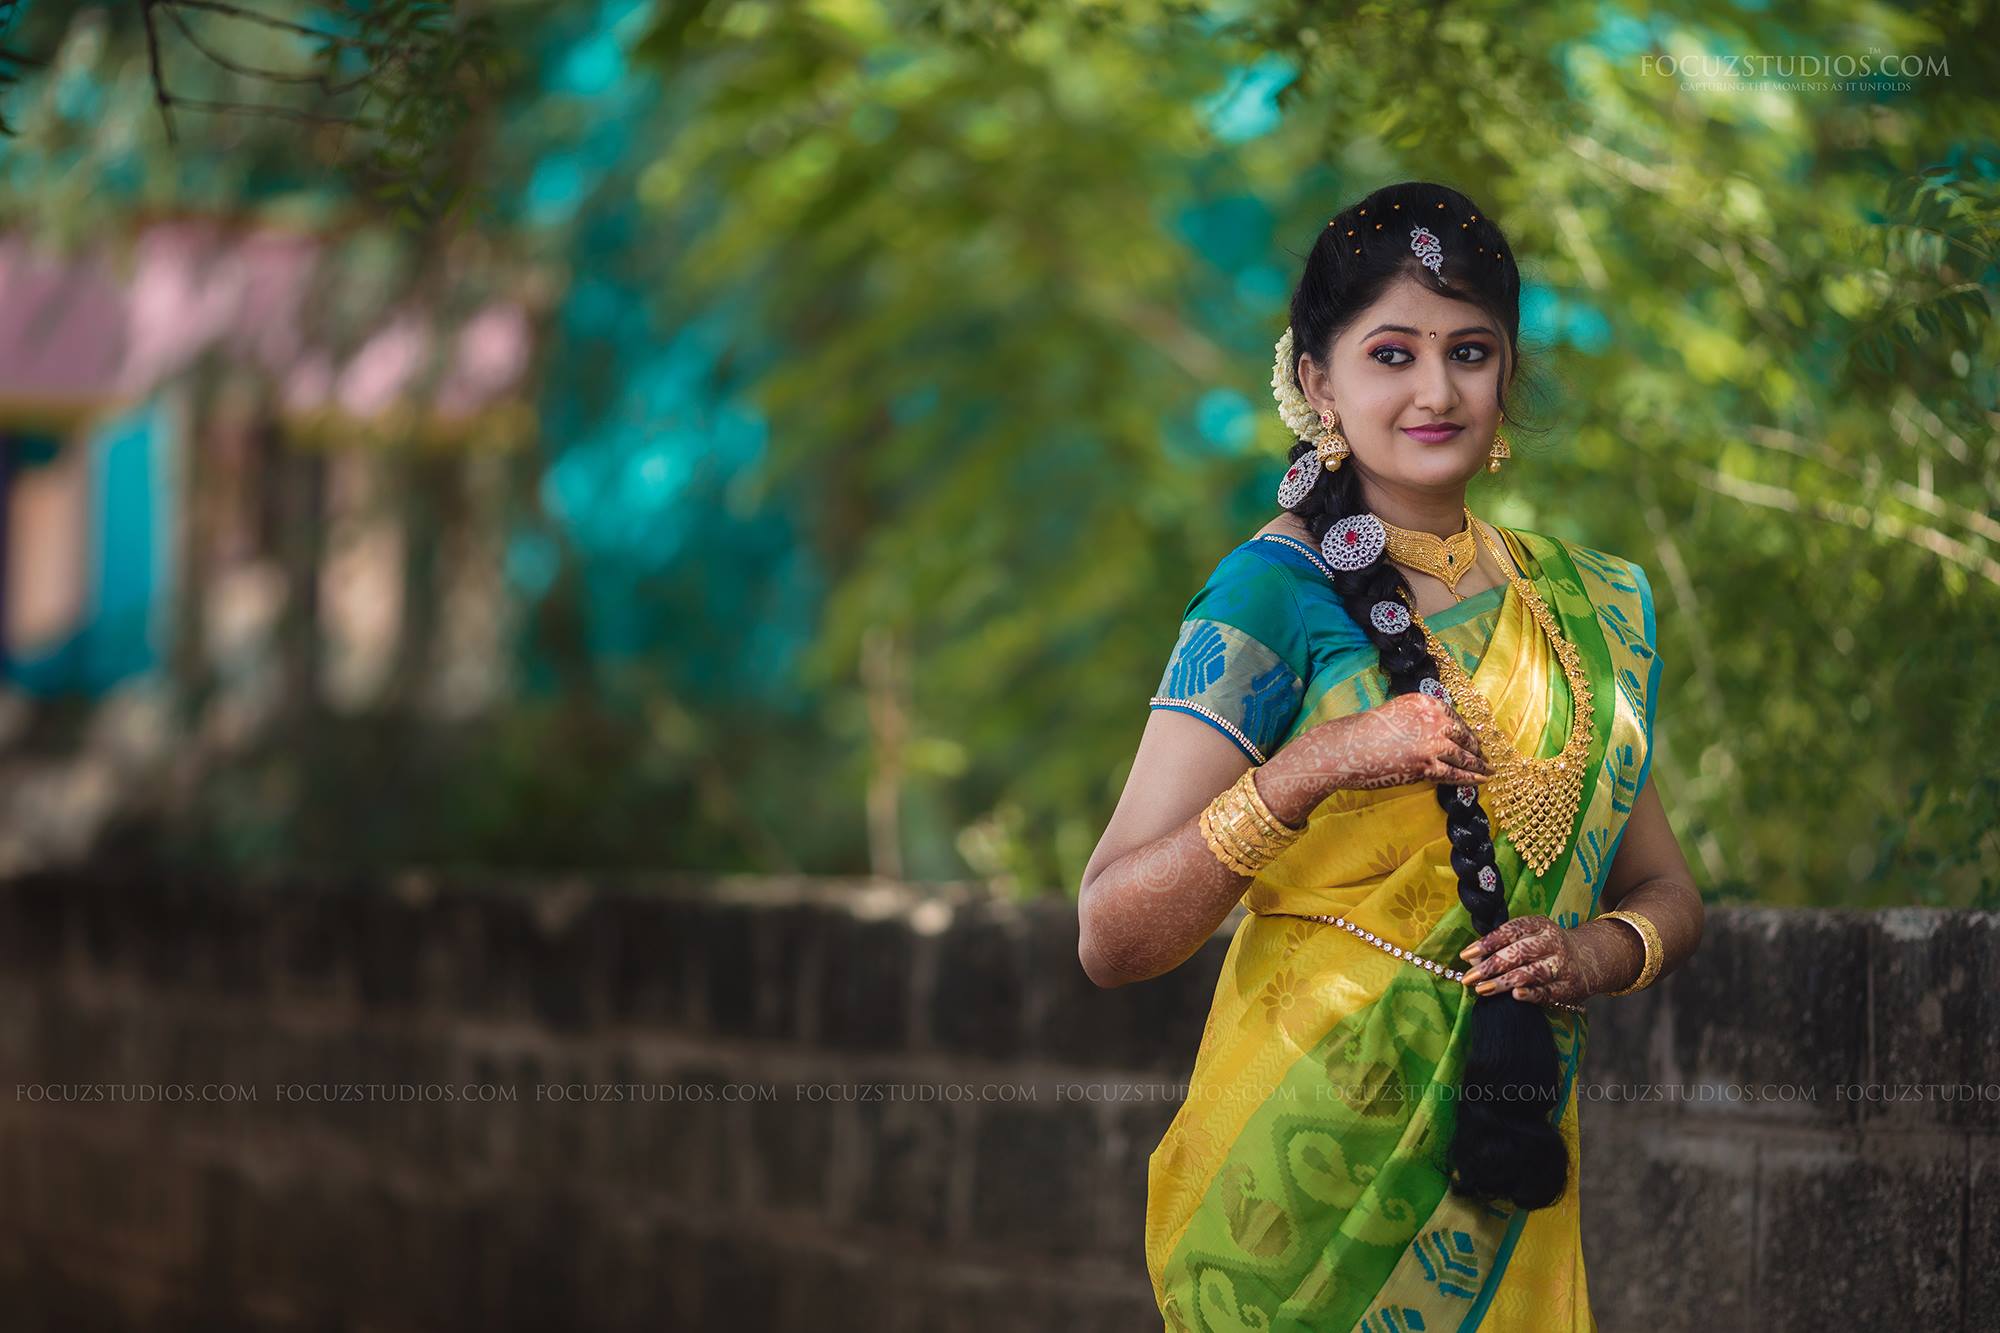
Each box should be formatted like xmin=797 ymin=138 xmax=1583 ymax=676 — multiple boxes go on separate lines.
xmin=1408 ymin=520 xmax=1593 ymax=878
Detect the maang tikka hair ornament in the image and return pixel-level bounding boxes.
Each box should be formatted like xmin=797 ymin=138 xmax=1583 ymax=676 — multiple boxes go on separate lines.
xmin=1409 ymin=224 xmax=1443 ymax=274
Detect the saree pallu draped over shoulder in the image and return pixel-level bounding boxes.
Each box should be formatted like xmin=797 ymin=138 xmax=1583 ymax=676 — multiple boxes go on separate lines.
xmin=1145 ymin=528 xmax=1662 ymax=1333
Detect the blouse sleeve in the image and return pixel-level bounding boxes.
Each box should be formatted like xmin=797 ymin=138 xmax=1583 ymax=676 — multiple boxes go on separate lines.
xmin=1149 ymin=547 xmax=1310 ymax=765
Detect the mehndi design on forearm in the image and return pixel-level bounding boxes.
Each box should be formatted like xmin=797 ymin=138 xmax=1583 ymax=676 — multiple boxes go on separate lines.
xmin=1255 ymin=694 xmax=1492 ymax=820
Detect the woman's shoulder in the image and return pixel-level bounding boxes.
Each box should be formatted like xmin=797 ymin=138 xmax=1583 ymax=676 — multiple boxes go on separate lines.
xmin=1169 ymin=534 xmax=1317 ymax=673
xmin=1168 ymin=521 xmax=1370 ymax=670
xmin=1209 ymin=520 xmax=1379 ymax=661
xmin=1184 ymin=515 xmax=1324 ymax=599
xmin=1228 ymin=513 xmax=1337 ymax=584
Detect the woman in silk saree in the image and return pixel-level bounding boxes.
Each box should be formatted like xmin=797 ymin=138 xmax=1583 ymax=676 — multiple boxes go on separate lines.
xmin=1144 ymin=519 xmax=1662 ymax=1332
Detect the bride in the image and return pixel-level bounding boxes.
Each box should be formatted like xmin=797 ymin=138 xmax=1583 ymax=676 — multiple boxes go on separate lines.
xmin=1077 ymin=180 xmax=1705 ymax=1329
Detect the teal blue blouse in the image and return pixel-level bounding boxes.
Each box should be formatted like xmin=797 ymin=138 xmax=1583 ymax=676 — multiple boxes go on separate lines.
xmin=1149 ymin=533 xmax=1506 ymax=764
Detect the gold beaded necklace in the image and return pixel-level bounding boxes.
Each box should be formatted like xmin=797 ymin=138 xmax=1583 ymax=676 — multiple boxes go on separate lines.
xmin=1378 ymin=507 xmax=1480 ymax=595
xmin=1411 ymin=519 xmax=1594 ymax=877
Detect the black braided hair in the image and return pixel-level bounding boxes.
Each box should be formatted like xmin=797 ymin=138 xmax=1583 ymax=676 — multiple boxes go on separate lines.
xmin=1282 ymin=180 xmax=1566 ymax=1210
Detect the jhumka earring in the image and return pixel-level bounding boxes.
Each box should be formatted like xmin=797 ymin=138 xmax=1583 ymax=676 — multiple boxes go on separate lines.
xmin=1488 ymin=412 xmax=1511 ymax=473
xmin=1314 ymin=408 xmax=1350 ymax=470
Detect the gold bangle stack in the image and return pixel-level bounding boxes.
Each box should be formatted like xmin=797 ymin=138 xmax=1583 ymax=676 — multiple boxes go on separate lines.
xmin=1598 ymin=908 xmax=1664 ymax=996
xmin=1198 ymin=768 xmax=1305 ymax=877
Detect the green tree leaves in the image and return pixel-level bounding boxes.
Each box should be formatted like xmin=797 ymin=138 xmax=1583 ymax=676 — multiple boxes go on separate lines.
xmin=624 ymin=1 xmax=2000 ymax=905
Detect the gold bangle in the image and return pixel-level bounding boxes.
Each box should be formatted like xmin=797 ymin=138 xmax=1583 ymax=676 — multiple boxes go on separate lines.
xmin=1192 ymin=784 xmax=1256 ymax=876
xmin=1199 ymin=800 xmax=1264 ymax=876
xmin=1199 ymin=769 xmax=1304 ymax=876
xmin=1215 ymin=773 xmax=1283 ymax=871
xmin=1599 ymin=908 xmax=1663 ymax=996
xmin=1224 ymin=769 xmax=1304 ymax=863
xmin=1237 ymin=765 xmax=1304 ymax=839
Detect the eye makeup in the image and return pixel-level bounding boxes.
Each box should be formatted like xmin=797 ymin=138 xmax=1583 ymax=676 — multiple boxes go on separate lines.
xmin=1367 ymin=341 xmax=1492 ymax=366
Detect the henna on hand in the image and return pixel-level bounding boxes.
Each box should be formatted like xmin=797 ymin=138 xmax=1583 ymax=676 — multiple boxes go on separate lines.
xmin=1458 ymin=914 xmax=1647 ymax=1004
xmin=1086 ymin=696 xmax=1502 ymax=988
xmin=1255 ymin=692 xmax=1494 ymax=824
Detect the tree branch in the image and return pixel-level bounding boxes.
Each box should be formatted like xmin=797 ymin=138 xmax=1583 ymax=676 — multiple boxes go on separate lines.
xmin=1684 ymin=460 xmax=2000 ymax=587
xmin=1743 ymin=419 xmax=1998 ymax=545
xmin=162 ymin=2 xmax=371 ymax=96
xmin=160 ymin=0 xmax=370 ymax=50
xmin=140 ymin=0 xmax=178 ymax=146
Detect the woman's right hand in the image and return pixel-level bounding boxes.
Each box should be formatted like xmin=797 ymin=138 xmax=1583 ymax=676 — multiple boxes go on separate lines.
xmin=1257 ymin=693 xmax=1494 ymax=820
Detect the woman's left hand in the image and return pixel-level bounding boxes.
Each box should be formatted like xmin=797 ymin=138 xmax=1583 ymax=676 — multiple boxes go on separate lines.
xmin=1457 ymin=915 xmax=1596 ymax=1006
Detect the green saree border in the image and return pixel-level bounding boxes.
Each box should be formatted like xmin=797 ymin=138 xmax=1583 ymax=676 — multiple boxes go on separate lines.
xmin=1346 ymin=535 xmax=1616 ymax=1326
xmin=1435 ymin=532 xmax=1654 ymax=1330
xmin=1444 ymin=529 xmax=1614 ymax=1330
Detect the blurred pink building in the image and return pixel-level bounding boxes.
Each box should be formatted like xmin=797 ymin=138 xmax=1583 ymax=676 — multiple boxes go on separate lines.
xmin=0 ymin=220 xmax=542 ymax=698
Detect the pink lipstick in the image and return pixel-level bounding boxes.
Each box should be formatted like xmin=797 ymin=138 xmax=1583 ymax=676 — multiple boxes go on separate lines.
xmin=1401 ymin=423 xmax=1464 ymax=443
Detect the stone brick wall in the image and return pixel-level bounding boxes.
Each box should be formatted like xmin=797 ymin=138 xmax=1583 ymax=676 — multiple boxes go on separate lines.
xmin=0 ymin=867 xmax=1991 ymax=1330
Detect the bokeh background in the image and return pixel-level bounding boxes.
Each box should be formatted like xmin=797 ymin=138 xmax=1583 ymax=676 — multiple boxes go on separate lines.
xmin=3 ymin=5 xmax=1999 ymax=1330
xmin=3 ymin=0 xmax=1997 ymax=908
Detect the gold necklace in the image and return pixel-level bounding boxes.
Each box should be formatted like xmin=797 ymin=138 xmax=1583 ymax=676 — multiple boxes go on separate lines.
xmin=1380 ymin=506 xmax=1479 ymax=595
xmin=1412 ymin=520 xmax=1594 ymax=877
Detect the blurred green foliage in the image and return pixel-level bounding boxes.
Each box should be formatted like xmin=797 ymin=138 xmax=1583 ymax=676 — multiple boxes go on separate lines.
xmin=0 ymin=0 xmax=510 ymax=231
xmin=4 ymin=0 xmax=1998 ymax=907
xmin=622 ymin=0 xmax=2000 ymax=908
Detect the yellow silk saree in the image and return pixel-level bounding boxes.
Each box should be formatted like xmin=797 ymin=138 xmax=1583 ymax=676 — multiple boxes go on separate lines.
xmin=1145 ymin=525 xmax=1662 ymax=1332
